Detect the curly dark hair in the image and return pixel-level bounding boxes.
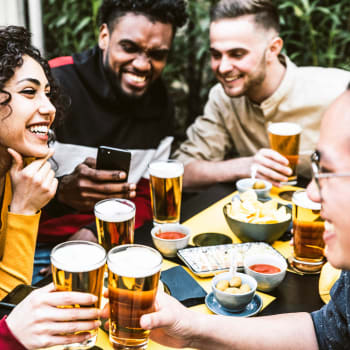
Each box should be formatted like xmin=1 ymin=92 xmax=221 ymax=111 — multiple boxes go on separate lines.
xmin=0 ymin=25 xmax=64 ymax=122
xmin=98 ymin=0 xmax=187 ymax=34
xmin=210 ymin=0 xmax=280 ymax=34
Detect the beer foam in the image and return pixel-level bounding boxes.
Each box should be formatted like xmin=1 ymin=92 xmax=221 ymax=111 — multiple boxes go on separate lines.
xmin=51 ymin=242 xmax=106 ymax=272
xmin=292 ymin=191 xmax=321 ymax=210
xmin=149 ymin=161 xmax=184 ymax=178
xmin=268 ymin=122 xmax=301 ymax=136
xmin=94 ymin=199 xmax=135 ymax=222
xmin=108 ymin=246 xmax=162 ymax=277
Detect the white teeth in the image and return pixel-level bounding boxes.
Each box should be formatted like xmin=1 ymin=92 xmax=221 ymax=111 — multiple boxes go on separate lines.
xmin=29 ymin=125 xmax=48 ymax=135
xmin=325 ymin=221 xmax=334 ymax=232
xmin=125 ymin=72 xmax=146 ymax=83
xmin=225 ymin=75 xmax=241 ymax=82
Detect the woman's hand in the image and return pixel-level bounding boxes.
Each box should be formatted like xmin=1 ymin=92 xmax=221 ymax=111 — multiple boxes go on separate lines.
xmin=8 ymin=148 xmax=58 ymax=215
xmin=6 ymin=283 xmax=101 ymax=350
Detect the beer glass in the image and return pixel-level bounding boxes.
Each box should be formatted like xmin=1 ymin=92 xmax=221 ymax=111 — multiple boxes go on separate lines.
xmin=292 ymin=190 xmax=325 ymax=273
xmin=94 ymin=198 xmax=136 ymax=251
xmin=107 ymin=244 xmax=162 ymax=349
xmin=149 ymin=160 xmax=184 ymax=224
xmin=268 ymin=122 xmax=301 ymax=185
xmin=51 ymin=240 xmax=106 ymax=349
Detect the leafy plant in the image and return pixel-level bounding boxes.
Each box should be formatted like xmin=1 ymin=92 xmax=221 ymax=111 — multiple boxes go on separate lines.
xmin=42 ymin=0 xmax=350 ymax=137
xmin=43 ymin=0 xmax=101 ymax=59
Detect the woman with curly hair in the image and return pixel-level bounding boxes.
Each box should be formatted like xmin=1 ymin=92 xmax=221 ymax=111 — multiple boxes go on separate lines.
xmin=0 ymin=26 xmax=101 ymax=349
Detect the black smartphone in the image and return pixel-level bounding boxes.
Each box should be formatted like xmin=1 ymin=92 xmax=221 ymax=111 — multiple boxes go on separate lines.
xmin=96 ymin=146 xmax=131 ymax=181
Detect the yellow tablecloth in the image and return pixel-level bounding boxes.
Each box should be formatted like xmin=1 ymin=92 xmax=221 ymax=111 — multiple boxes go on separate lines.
xmin=46 ymin=185 xmax=299 ymax=350
xmin=94 ymin=186 xmax=298 ymax=350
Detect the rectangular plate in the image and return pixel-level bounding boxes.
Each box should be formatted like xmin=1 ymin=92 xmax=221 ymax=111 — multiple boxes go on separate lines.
xmin=177 ymin=242 xmax=284 ymax=277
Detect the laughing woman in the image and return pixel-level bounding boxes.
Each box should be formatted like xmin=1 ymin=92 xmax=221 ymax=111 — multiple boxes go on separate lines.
xmin=0 ymin=25 xmax=58 ymax=297
xmin=0 ymin=26 xmax=101 ymax=349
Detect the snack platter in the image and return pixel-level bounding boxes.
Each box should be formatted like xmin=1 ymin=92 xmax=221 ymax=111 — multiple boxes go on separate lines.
xmin=177 ymin=242 xmax=284 ymax=277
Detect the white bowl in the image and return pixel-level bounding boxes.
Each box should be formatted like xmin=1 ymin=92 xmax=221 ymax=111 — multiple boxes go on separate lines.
xmin=236 ymin=178 xmax=272 ymax=199
xmin=244 ymin=254 xmax=287 ymax=292
xmin=212 ymin=272 xmax=257 ymax=311
xmin=151 ymin=224 xmax=191 ymax=258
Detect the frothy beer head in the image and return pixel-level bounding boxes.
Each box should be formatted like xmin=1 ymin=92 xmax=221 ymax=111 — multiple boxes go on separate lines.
xmin=268 ymin=122 xmax=302 ymax=136
xmin=108 ymin=245 xmax=162 ymax=278
xmin=292 ymin=190 xmax=321 ymax=210
xmin=51 ymin=241 xmax=106 ymax=272
xmin=94 ymin=199 xmax=135 ymax=222
xmin=149 ymin=160 xmax=184 ymax=179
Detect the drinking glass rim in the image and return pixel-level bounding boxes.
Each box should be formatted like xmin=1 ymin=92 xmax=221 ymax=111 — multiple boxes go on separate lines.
xmin=94 ymin=198 xmax=136 ymax=217
xmin=51 ymin=240 xmax=107 ymax=272
xmin=107 ymin=244 xmax=163 ymax=277
xmin=292 ymin=190 xmax=321 ymax=211
xmin=148 ymin=159 xmax=184 ymax=178
xmin=267 ymin=122 xmax=302 ymax=135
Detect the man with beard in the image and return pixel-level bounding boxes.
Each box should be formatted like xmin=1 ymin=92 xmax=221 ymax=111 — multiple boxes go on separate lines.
xmin=174 ymin=0 xmax=350 ymax=188
xmin=136 ymin=85 xmax=350 ymax=350
xmin=34 ymin=0 xmax=187 ymax=283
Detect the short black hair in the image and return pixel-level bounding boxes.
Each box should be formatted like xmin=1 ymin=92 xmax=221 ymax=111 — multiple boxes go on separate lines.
xmin=98 ymin=0 xmax=187 ymax=34
xmin=210 ymin=0 xmax=280 ymax=33
xmin=0 ymin=25 xmax=64 ymax=121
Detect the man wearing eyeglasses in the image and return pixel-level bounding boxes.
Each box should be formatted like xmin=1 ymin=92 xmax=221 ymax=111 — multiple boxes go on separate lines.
xmin=134 ymin=86 xmax=350 ymax=349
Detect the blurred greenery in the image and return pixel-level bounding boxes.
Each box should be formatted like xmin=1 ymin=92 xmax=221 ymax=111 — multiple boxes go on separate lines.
xmin=43 ymin=0 xmax=350 ymax=138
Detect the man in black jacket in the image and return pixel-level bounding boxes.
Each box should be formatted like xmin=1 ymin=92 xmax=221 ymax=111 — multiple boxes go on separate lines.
xmin=34 ymin=0 xmax=187 ymax=283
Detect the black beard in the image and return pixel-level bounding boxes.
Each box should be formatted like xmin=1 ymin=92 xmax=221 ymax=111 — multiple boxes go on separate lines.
xmin=103 ymin=58 xmax=145 ymax=102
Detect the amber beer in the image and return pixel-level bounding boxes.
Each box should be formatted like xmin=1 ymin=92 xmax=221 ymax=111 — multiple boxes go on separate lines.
xmin=94 ymin=198 xmax=135 ymax=251
xmin=107 ymin=244 xmax=162 ymax=349
xmin=292 ymin=190 xmax=325 ymax=272
xmin=149 ymin=160 xmax=184 ymax=224
xmin=51 ymin=241 xmax=106 ymax=349
xmin=268 ymin=122 xmax=301 ymax=185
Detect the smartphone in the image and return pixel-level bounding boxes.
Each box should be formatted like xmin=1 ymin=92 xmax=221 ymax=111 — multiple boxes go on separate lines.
xmin=96 ymin=146 xmax=131 ymax=181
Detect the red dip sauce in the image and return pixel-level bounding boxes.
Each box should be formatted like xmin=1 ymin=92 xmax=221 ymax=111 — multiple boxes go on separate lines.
xmin=156 ymin=231 xmax=186 ymax=240
xmin=249 ymin=264 xmax=281 ymax=274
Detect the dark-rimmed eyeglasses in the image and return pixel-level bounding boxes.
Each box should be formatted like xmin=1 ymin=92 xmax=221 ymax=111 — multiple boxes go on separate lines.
xmin=311 ymin=150 xmax=350 ymax=192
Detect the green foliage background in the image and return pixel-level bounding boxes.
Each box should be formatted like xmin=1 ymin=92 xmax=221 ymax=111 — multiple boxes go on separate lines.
xmin=43 ymin=0 xmax=350 ymax=138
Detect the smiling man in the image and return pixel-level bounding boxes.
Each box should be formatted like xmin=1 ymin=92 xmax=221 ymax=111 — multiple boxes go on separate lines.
xmin=33 ymin=0 xmax=187 ymax=284
xmin=174 ymin=0 xmax=350 ymax=188
xmin=137 ymin=85 xmax=350 ymax=350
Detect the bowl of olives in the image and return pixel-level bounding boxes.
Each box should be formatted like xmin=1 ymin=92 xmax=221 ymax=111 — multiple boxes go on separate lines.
xmin=212 ymin=272 xmax=257 ymax=311
xmin=236 ymin=178 xmax=272 ymax=199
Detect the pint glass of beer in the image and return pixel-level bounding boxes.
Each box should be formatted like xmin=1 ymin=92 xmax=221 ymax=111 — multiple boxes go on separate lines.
xmin=107 ymin=244 xmax=162 ymax=349
xmin=94 ymin=198 xmax=136 ymax=251
xmin=149 ymin=160 xmax=184 ymax=224
xmin=51 ymin=240 xmax=106 ymax=349
xmin=268 ymin=122 xmax=302 ymax=185
xmin=292 ymin=190 xmax=325 ymax=273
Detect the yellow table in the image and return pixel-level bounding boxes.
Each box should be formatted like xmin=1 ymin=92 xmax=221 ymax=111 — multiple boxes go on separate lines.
xmin=94 ymin=185 xmax=297 ymax=350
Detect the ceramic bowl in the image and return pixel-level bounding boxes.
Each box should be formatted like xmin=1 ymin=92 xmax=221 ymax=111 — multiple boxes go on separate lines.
xmin=223 ymin=202 xmax=292 ymax=244
xmin=151 ymin=223 xmax=191 ymax=258
xmin=236 ymin=178 xmax=272 ymax=199
xmin=244 ymin=254 xmax=287 ymax=292
xmin=212 ymin=272 xmax=257 ymax=311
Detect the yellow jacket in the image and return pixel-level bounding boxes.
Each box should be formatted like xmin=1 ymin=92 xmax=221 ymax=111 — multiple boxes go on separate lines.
xmin=0 ymin=173 xmax=41 ymax=298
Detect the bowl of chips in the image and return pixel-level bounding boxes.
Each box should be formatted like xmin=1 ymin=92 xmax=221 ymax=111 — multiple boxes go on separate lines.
xmin=223 ymin=190 xmax=292 ymax=243
xmin=236 ymin=178 xmax=272 ymax=199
